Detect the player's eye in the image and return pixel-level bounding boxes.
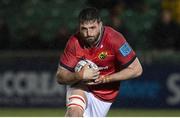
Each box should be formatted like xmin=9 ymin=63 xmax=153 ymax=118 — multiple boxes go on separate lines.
xmin=81 ymin=27 xmax=87 ymax=32
xmin=90 ymin=26 xmax=96 ymax=30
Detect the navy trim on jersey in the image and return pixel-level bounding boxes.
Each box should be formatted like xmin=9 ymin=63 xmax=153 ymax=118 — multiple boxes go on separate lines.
xmin=121 ymin=55 xmax=137 ymax=68
xmin=59 ymin=62 xmax=74 ymax=72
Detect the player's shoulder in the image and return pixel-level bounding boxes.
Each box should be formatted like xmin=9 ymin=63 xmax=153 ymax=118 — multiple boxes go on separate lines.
xmin=67 ymin=34 xmax=79 ymax=44
xmin=65 ymin=33 xmax=81 ymax=48
xmin=64 ymin=33 xmax=80 ymax=51
xmin=104 ymin=26 xmax=123 ymax=37
xmin=104 ymin=26 xmax=125 ymax=44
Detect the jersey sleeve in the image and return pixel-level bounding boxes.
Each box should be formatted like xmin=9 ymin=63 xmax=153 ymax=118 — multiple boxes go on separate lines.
xmin=59 ymin=37 xmax=78 ymax=72
xmin=112 ymin=33 xmax=136 ymax=67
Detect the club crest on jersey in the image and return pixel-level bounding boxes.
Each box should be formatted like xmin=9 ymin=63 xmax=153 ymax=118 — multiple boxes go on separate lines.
xmin=98 ymin=52 xmax=107 ymax=59
xmin=119 ymin=42 xmax=132 ymax=56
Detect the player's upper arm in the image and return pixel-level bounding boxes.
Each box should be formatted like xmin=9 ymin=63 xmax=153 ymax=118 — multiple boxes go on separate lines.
xmin=59 ymin=36 xmax=78 ymax=72
xmin=111 ymin=32 xmax=136 ymax=68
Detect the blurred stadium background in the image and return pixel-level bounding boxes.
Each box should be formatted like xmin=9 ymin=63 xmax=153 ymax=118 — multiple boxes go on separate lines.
xmin=0 ymin=0 xmax=180 ymax=117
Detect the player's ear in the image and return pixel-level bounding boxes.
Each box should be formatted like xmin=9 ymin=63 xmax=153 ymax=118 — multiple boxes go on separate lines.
xmin=99 ymin=21 xmax=102 ymax=27
xmin=99 ymin=21 xmax=103 ymax=32
xmin=97 ymin=21 xmax=102 ymax=30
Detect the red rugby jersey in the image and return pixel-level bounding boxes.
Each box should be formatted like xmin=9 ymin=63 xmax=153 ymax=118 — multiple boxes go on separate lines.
xmin=60 ymin=26 xmax=136 ymax=102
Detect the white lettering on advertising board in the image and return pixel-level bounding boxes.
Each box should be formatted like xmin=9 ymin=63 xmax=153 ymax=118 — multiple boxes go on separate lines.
xmin=166 ymin=73 xmax=180 ymax=105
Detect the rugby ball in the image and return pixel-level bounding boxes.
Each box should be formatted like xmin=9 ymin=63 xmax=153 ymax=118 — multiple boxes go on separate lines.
xmin=74 ymin=59 xmax=98 ymax=72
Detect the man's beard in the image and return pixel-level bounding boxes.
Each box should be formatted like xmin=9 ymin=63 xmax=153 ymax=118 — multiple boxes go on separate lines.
xmin=85 ymin=36 xmax=97 ymax=44
xmin=84 ymin=33 xmax=100 ymax=45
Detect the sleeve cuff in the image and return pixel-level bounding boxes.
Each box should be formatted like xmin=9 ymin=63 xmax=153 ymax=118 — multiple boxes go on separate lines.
xmin=121 ymin=55 xmax=137 ymax=68
xmin=59 ymin=62 xmax=74 ymax=72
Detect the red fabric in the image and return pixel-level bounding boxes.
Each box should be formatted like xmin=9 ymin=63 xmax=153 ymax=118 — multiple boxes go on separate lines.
xmin=60 ymin=26 xmax=136 ymax=102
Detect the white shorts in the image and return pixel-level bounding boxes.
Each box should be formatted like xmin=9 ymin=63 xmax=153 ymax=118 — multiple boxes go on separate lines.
xmin=83 ymin=91 xmax=112 ymax=117
xmin=66 ymin=86 xmax=112 ymax=117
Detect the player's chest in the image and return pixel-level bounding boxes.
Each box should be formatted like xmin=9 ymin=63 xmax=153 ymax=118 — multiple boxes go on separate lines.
xmin=75 ymin=45 xmax=115 ymax=66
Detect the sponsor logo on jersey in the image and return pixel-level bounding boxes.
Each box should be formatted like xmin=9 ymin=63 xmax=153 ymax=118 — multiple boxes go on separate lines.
xmin=98 ymin=52 xmax=108 ymax=59
xmin=119 ymin=42 xmax=132 ymax=56
xmin=98 ymin=66 xmax=108 ymax=70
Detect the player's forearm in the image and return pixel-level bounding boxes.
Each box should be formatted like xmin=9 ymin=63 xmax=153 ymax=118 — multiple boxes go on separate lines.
xmin=108 ymin=58 xmax=143 ymax=82
xmin=95 ymin=58 xmax=143 ymax=84
xmin=108 ymin=66 xmax=142 ymax=82
xmin=56 ymin=68 xmax=81 ymax=85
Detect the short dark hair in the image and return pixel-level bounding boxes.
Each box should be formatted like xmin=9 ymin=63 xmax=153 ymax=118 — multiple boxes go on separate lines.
xmin=78 ymin=7 xmax=101 ymax=23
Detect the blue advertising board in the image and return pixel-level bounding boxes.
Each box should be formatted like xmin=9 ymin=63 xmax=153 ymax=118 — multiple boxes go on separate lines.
xmin=113 ymin=64 xmax=180 ymax=108
xmin=0 ymin=57 xmax=180 ymax=108
xmin=0 ymin=57 xmax=66 ymax=107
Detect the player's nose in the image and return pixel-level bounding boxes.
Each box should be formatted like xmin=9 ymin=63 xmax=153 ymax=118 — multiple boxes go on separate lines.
xmin=87 ymin=29 xmax=93 ymax=36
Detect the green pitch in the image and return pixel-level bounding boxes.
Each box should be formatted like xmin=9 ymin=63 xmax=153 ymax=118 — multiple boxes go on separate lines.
xmin=0 ymin=108 xmax=180 ymax=117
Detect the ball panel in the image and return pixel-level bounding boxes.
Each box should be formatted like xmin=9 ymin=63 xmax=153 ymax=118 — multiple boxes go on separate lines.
xmin=74 ymin=60 xmax=87 ymax=72
xmin=74 ymin=59 xmax=98 ymax=72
